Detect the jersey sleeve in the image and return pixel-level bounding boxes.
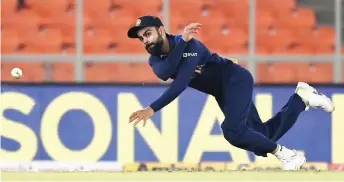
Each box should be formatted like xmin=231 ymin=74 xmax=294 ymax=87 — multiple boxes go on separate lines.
xmin=149 ymin=38 xmax=187 ymax=81
xmin=149 ymin=39 xmax=203 ymax=112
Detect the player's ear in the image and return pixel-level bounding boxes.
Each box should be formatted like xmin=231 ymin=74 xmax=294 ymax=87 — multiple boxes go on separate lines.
xmin=158 ymin=26 xmax=165 ymax=36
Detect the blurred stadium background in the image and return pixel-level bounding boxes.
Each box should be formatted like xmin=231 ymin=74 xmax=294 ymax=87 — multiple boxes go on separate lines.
xmin=1 ymin=0 xmax=344 ymax=176
xmin=1 ymin=0 xmax=343 ymax=83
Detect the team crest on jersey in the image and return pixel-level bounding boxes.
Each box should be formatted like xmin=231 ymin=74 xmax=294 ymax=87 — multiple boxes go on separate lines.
xmin=229 ymin=58 xmax=238 ymax=64
xmin=136 ymin=19 xmax=141 ymax=26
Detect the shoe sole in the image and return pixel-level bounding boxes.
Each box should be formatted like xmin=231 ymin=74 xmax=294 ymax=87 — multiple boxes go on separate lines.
xmin=297 ymin=82 xmax=335 ymax=112
xmin=322 ymin=95 xmax=336 ymax=112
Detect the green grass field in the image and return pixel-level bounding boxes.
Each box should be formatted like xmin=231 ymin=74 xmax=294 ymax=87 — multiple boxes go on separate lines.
xmin=2 ymin=171 xmax=344 ymax=181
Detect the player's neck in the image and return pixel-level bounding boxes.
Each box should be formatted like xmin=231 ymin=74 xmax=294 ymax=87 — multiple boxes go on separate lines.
xmin=160 ymin=37 xmax=170 ymax=54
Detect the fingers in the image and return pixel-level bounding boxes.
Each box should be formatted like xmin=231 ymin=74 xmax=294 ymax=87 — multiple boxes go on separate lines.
xmin=186 ymin=23 xmax=201 ymax=31
xmin=184 ymin=23 xmax=201 ymax=37
xmin=129 ymin=116 xmax=148 ymax=127
xmin=182 ymin=23 xmax=202 ymax=42
xmin=190 ymin=27 xmax=200 ymax=33
xmin=129 ymin=112 xmax=138 ymax=123
xmin=143 ymin=119 xmax=147 ymax=127
xmin=133 ymin=115 xmax=143 ymax=126
xmin=191 ymin=29 xmax=199 ymax=34
xmin=188 ymin=23 xmax=202 ymax=30
xmin=129 ymin=110 xmax=150 ymax=127
xmin=190 ymin=23 xmax=202 ymax=27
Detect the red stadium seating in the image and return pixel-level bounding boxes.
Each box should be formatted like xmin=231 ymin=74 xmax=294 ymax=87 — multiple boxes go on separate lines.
xmin=84 ymin=62 xmax=160 ymax=83
xmin=257 ymin=62 xmax=333 ymax=83
xmin=1 ymin=0 xmax=342 ymax=83
xmin=52 ymin=63 xmax=74 ymax=82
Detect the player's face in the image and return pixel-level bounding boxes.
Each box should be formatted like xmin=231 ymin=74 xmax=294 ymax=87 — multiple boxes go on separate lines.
xmin=137 ymin=27 xmax=164 ymax=56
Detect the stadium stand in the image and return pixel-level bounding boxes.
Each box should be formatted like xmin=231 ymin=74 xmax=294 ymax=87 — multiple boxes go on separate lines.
xmin=1 ymin=0 xmax=343 ymax=83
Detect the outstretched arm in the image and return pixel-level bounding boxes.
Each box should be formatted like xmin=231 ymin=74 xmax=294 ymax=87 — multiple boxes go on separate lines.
xmin=128 ymin=23 xmax=202 ymax=127
xmin=128 ymin=48 xmax=201 ymax=126
xmin=150 ymin=42 xmax=202 ymax=112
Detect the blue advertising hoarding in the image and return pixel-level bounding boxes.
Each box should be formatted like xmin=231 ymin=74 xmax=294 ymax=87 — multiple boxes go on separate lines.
xmin=1 ymin=84 xmax=343 ymax=164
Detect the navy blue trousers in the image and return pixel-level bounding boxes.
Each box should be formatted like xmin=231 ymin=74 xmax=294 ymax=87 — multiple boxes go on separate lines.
xmin=218 ymin=65 xmax=306 ymax=157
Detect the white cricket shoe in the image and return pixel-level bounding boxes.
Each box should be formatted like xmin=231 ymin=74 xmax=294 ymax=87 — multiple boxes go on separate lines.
xmin=274 ymin=146 xmax=306 ymax=170
xmin=295 ymin=82 xmax=335 ymax=112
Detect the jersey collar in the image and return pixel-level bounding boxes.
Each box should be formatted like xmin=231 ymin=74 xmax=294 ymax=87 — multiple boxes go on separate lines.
xmin=160 ymin=33 xmax=175 ymax=58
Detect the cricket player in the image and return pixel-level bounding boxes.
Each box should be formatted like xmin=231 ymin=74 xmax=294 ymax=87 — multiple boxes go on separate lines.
xmin=127 ymin=15 xmax=335 ymax=170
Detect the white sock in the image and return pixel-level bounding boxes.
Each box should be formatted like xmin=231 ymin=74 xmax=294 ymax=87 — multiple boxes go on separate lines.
xmin=272 ymin=144 xmax=282 ymax=154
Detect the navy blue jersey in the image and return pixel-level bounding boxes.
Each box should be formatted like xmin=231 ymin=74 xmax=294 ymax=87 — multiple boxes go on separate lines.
xmin=149 ymin=34 xmax=237 ymax=112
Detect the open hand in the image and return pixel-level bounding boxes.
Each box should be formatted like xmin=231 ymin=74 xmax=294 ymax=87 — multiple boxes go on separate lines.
xmin=129 ymin=107 xmax=155 ymax=127
xmin=182 ymin=23 xmax=202 ymax=42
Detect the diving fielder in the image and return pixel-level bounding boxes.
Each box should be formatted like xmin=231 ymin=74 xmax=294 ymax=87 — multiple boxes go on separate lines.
xmin=127 ymin=15 xmax=335 ymax=170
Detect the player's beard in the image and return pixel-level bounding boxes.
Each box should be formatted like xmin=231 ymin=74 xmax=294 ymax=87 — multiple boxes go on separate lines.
xmin=145 ymin=33 xmax=164 ymax=56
